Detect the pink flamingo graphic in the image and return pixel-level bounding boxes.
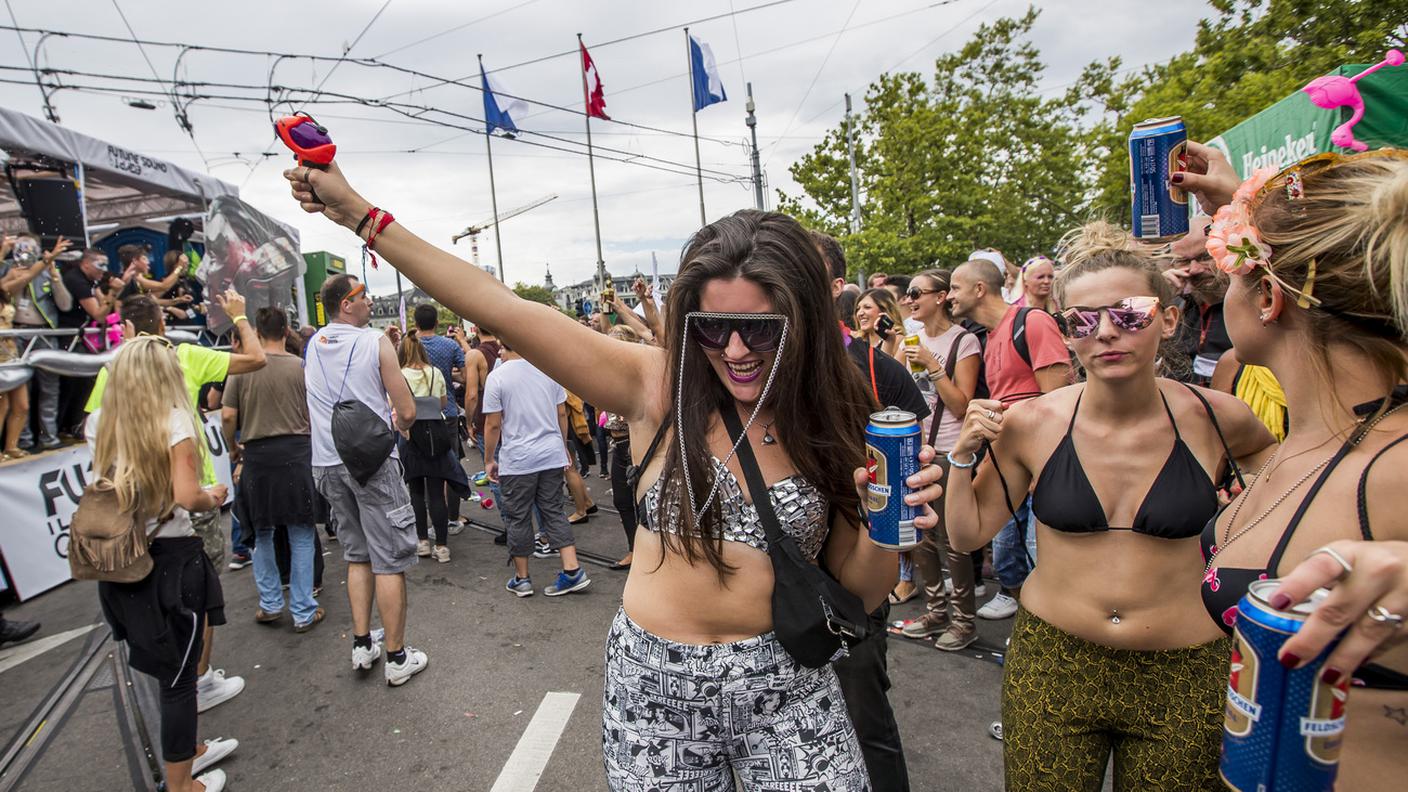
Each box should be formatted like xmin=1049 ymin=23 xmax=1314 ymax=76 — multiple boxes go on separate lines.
xmin=1303 ymin=50 xmax=1405 ymax=152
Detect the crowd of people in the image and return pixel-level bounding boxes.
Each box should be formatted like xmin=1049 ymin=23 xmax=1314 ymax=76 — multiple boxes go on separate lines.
xmin=3 ymin=137 xmax=1405 ymax=791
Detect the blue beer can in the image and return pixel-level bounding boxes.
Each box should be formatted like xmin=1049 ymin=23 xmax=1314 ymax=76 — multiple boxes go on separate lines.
xmin=1221 ymin=579 xmax=1346 ymax=792
xmin=864 ymin=408 xmax=922 ymax=550
xmin=1128 ymin=116 xmax=1190 ymax=239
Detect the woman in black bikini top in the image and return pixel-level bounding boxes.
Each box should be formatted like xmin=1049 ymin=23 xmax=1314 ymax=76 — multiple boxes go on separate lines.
xmin=944 ymin=221 xmax=1275 ymax=791
xmin=1188 ymin=145 xmax=1408 ymax=790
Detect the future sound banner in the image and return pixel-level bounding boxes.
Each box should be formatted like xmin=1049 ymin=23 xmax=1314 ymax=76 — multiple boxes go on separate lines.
xmin=0 ymin=412 xmax=233 ymax=601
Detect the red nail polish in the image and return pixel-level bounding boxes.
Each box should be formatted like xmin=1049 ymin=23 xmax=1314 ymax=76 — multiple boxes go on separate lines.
xmin=1321 ymin=667 xmax=1343 ymax=686
xmin=1170 ymin=172 xmax=1185 ymax=184
xmin=1279 ymin=652 xmax=1300 ymax=668
xmin=1270 ymin=593 xmax=1291 ymax=610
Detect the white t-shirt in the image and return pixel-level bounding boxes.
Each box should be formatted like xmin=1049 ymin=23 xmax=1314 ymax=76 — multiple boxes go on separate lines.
xmin=85 ymin=407 xmax=196 ymax=539
xmin=482 ymin=358 xmax=568 ymax=476
xmin=919 ymin=325 xmax=982 ymax=452
xmin=304 ymin=323 xmax=396 ymax=467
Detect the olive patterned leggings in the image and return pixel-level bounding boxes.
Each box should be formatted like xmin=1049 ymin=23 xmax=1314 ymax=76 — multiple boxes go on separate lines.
xmin=1001 ymin=608 xmax=1230 ymax=791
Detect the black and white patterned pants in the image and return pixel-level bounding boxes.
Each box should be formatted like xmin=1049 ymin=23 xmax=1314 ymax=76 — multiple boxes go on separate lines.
xmin=602 ymin=608 xmax=871 ymax=791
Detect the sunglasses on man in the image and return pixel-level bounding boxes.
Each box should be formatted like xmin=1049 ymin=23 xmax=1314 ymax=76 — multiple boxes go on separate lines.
xmin=1055 ymin=297 xmax=1161 ymax=339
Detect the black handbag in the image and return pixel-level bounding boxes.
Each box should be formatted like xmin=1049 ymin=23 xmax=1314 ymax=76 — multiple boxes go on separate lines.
xmin=720 ymin=409 xmax=870 ymax=667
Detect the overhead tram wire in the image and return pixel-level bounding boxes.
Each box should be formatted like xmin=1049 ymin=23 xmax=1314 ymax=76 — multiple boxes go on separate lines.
xmin=110 ymin=0 xmax=212 ymax=168
xmin=240 ymin=0 xmax=393 ymax=190
xmin=373 ymin=0 xmax=805 ymax=103
xmin=0 ymin=63 xmax=750 ymax=181
xmin=0 ymin=23 xmax=743 ymax=150
xmin=370 ymin=0 xmax=543 ymax=59
xmin=0 ymin=73 xmax=750 ymax=184
xmin=511 ymin=0 xmax=963 ymax=127
xmin=760 ymin=0 xmax=862 ymax=171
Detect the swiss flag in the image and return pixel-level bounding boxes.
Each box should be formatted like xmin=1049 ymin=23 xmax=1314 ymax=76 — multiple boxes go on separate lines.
xmin=580 ymin=42 xmax=609 ymax=120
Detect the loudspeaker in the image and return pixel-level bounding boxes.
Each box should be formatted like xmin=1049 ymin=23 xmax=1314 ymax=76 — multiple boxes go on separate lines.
xmin=12 ymin=176 xmax=86 ymax=241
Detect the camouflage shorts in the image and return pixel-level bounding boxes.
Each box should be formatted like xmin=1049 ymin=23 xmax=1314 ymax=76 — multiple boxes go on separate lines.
xmin=190 ymin=508 xmax=227 ymax=573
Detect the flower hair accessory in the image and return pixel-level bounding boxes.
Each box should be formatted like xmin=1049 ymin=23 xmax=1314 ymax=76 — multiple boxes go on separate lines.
xmin=1206 ymin=167 xmax=1277 ymax=276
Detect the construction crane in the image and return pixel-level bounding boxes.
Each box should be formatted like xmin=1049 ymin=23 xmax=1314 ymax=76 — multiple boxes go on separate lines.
xmin=452 ymin=193 xmax=558 ymax=273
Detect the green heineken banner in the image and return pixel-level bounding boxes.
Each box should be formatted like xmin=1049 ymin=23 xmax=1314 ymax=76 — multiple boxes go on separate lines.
xmin=1208 ymin=63 xmax=1408 ymax=178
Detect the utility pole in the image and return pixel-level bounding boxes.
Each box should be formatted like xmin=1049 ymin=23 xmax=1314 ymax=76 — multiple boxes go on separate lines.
xmin=746 ymin=83 xmax=764 ymax=210
xmin=478 ymin=54 xmax=507 ymax=283
xmin=845 ymin=93 xmax=862 ymax=235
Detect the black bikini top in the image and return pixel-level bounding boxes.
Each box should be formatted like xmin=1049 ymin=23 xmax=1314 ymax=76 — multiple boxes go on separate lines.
xmin=1031 ymin=384 xmax=1224 ymax=540
xmin=1200 ymin=387 xmax=1408 ymax=690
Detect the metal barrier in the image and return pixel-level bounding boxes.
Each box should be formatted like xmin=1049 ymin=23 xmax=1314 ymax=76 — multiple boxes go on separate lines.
xmin=0 ymin=326 xmax=232 ymax=390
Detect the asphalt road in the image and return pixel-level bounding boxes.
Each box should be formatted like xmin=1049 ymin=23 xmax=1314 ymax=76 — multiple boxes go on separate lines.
xmin=0 ymin=457 xmax=1013 ymax=791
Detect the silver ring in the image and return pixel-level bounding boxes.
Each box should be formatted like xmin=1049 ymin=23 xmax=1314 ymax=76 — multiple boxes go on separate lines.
xmin=1311 ymin=546 xmax=1354 ymax=580
xmin=1367 ymin=606 xmax=1405 ymax=629
xmin=985 ymin=409 xmax=997 ymax=421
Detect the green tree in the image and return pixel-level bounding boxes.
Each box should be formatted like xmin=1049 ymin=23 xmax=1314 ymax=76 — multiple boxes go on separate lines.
xmin=512 ymin=283 xmax=559 ymax=306
xmin=1083 ymin=0 xmax=1408 ymax=218
xmin=781 ymin=8 xmax=1097 ymax=277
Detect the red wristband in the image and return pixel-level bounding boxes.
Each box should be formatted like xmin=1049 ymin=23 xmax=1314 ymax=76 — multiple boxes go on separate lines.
xmin=366 ymin=209 xmax=395 ymax=251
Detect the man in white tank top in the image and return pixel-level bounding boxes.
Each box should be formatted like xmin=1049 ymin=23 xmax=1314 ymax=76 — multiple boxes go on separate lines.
xmin=304 ymin=275 xmax=429 ymax=687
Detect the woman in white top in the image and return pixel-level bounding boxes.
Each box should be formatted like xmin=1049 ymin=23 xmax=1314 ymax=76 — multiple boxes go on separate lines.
xmin=398 ymin=333 xmax=466 ymax=562
xmin=898 ymin=268 xmax=985 ymax=648
xmin=86 ymin=336 xmax=235 ymax=792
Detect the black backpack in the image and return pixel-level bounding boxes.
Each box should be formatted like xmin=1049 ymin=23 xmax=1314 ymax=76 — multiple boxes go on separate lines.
xmin=961 ymin=307 xmax=1045 ymax=402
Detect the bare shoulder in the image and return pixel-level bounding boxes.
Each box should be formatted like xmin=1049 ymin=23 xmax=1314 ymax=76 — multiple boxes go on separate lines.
xmin=1005 ymin=384 xmax=1079 ymax=431
xmin=632 ymin=346 xmax=671 ymax=425
xmin=1162 ymin=378 xmax=1252 ymax=424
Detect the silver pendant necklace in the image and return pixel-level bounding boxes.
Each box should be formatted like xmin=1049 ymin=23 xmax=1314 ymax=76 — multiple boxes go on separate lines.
xmin=762 ymin=420 xmax=777 ymax=445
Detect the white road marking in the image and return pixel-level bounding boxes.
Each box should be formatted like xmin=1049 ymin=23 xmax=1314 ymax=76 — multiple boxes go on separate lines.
xmin=490 ymin=691 xmax=581 ymax=792
xmin=0 ymin=623 xmax=100 ymax=675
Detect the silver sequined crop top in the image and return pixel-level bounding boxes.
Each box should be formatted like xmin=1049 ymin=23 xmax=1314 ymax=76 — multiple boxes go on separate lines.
xmin=642 ymin=457 xmax=830 ymax=560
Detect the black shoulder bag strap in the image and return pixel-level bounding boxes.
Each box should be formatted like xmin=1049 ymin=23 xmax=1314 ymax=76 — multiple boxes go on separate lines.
xmin=721 ymin=407 xmax=869 ymax=665
xmin=628 ymin=415 xmax=673 ymax=522
xmin=1012 ymin=307 xmax=1035 ymax=369
xmin=1180 ymin=382 xmax=1246 ymax=491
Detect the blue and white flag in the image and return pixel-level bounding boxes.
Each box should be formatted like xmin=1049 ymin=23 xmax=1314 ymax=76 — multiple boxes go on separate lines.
xmin=481 ymin=64 xmax=528 ymax=136
xmin=689 ymin=34 xmax=727 ymax=112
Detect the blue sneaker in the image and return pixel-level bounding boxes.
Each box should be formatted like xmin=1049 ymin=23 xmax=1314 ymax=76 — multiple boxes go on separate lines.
xmin=505 ymin=575 xmax=533 ymax=598
xmin=544 ymin=568 xmax=590 ymax=597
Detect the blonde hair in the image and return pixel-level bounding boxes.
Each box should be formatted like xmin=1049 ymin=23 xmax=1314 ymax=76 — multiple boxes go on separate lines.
xmin=1053 ymin=220 xmax=1177 ymax=309
xmin=398 ymin=333 xmax=429 ymax=368
xmin=1249 ymin=152 xmax=1408 ymax=396
xmin=93 ymin=337 xmax=202 ymax=522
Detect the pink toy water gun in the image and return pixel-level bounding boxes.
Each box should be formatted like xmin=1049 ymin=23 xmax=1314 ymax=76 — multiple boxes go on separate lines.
xmin=1302 ymin=49 xmax=1405 ymax=152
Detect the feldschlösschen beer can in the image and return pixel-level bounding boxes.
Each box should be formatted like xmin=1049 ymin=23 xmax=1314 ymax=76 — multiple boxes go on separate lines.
xmin=1129 ymin=116 xmax=1190 ymax=239
xmin=865 ymin=408 xmax=922 ymax=550
xmin=1221 ymin=579 xmax=1347 ymax=792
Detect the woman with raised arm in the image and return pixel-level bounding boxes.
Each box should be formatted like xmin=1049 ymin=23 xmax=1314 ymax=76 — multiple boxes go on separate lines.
xmin=943 ymin=222 xmax=1276 ymax=790
xmin=283 ymin=163 xmax=945 ymax=790
xmin=1184 ymin=145 xmax=1408 ymax=791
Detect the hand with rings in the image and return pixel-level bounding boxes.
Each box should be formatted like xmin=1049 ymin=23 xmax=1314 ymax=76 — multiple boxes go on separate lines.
xmin=952 ymin=398 xmax=1006 ymax=457
xmin=1270 ymin=540 xmax=1408 ymax=683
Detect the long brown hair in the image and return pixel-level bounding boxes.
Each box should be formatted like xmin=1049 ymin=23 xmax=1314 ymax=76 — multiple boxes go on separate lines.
xmin=656 ymin=210 xmax=876 ymax=580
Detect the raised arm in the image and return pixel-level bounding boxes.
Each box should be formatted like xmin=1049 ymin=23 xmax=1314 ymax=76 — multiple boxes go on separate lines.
xmin=285 ymin=163 xmax=661 ymax=423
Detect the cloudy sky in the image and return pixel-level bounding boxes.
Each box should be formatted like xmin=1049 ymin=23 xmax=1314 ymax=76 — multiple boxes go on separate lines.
xmin=1 ymin=0 xmax=1207 ymax=296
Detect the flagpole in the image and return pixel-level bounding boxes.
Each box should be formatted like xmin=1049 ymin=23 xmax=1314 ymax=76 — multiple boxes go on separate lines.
xmin=685 ymin=28 xmax=706 ymax=228
xmin=478 ymin=53 xmax=507 ymax=284
xmin=578 ymin=33 xmax=606 ymax=291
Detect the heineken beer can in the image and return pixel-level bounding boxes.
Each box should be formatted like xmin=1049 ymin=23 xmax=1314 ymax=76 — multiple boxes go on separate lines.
xmin=1129 ymin=116 xmax=1189 ymax=239
xmin=1221 ymin=579 xmax=1347 ymax=792
xmin=864 ymin=408 xmax=922 ymax=550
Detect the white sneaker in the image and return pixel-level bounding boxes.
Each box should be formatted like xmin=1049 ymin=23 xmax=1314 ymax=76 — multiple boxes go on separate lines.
xmin=974 ymin=582 xmax=988 ymax=598
xmin=977 ymin=592 xmax=1019 ymax=620
xmin=195 ymin=768 xmax=226 ymax=792
xmin=447 ymin=519 xmax=465 ymax=536
xmin=352 ymin=638 xmax=383 ymax=672
xmin=385 ymin=646 xmax=428 ymax=687
xmin=196 ymin=669 xmax=245 ymax=713
xmin=191 ymin=737 xmax=238 ymax=775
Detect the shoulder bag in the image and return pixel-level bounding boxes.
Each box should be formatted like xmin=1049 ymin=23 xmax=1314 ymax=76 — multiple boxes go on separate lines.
xmin=720 ymin=408 xmax=869 ymax=667
xmin=69 ymin=476 xmax=153 ymax=583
